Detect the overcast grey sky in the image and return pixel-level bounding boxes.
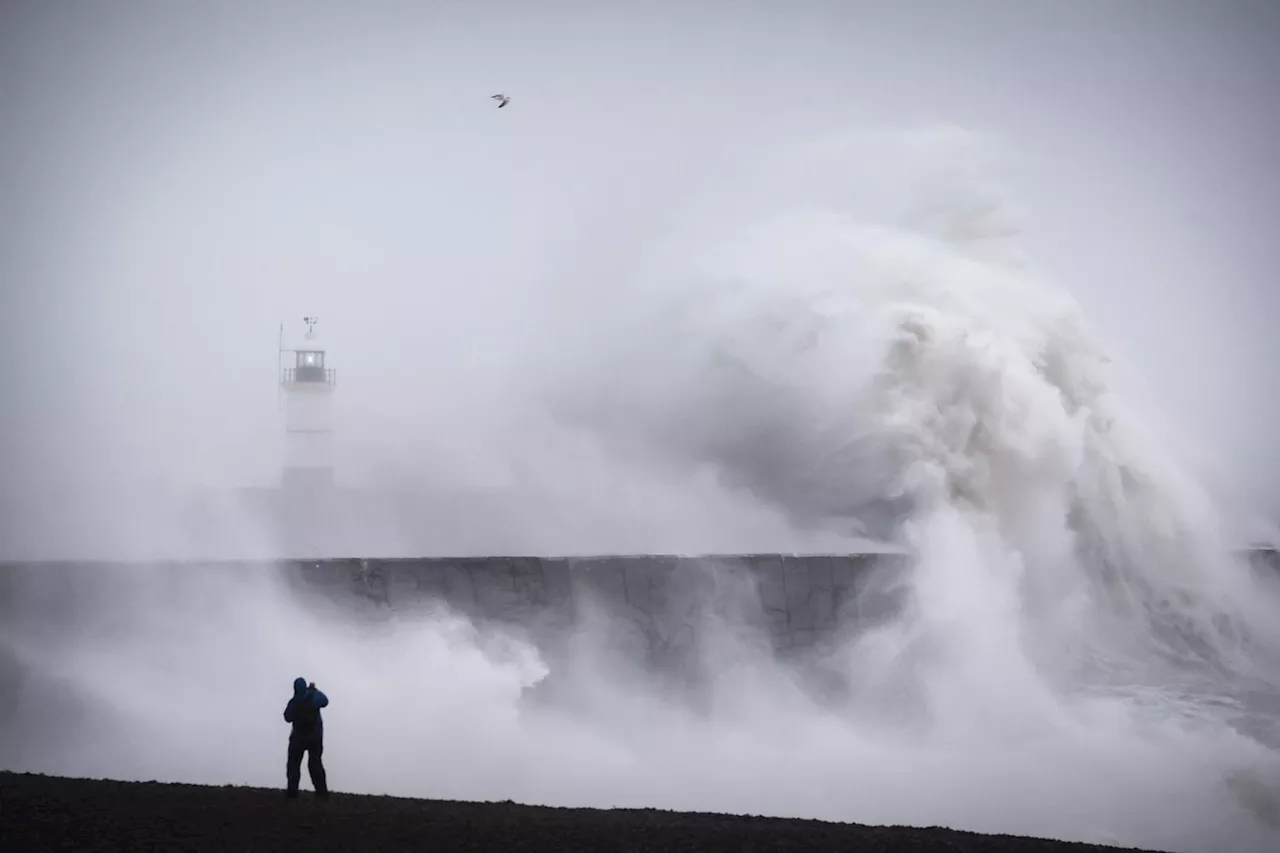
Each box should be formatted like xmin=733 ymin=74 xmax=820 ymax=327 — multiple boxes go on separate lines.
xmin=1 ymin=0 xmax=1277 ymax=554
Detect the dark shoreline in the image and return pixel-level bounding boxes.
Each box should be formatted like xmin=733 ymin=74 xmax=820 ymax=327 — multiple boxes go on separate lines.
xmin=0 ymin=771 xmax=1166 ymax=852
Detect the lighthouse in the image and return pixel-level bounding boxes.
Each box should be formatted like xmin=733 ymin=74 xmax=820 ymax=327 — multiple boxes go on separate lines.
xmin=279 ymin=316 xmax=336 ymax=492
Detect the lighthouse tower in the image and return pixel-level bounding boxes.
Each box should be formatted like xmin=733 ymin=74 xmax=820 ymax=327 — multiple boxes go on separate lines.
xmin=279 ymin=316 xmax=336 ymax=492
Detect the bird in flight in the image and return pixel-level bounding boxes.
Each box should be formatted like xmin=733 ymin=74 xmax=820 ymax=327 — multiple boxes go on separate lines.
xmin=491 ymin=93 xmax=511 ymax=108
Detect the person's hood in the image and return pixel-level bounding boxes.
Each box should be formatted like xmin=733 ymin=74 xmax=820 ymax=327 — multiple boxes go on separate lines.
xmin=293 ymin=677 xmax=308 ymax=698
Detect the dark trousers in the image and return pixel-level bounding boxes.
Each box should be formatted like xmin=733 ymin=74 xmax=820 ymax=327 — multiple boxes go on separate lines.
xmin=286 ymin=735 xmax=328 ymax=796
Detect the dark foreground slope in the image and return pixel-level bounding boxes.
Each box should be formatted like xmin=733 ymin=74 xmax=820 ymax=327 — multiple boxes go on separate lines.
xmin=0 ymin=772 xmax=1164 ymax=853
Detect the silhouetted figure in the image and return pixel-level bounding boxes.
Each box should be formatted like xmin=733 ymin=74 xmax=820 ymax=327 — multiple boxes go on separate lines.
xmin=283 ymin=676 xmax=329 ymax=799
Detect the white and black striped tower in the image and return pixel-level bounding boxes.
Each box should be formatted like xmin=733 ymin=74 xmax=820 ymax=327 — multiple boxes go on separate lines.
xmin=278 ymin=316 xmax=336 ymax=492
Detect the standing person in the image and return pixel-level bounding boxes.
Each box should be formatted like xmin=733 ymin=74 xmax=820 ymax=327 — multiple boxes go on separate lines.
xmin=283 ymin=676 xmax=329 ymax=799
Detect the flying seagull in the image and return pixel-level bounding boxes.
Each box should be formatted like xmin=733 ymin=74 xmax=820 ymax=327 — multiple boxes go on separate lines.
xmin=491 ymin=93 xmax=510 ymax=108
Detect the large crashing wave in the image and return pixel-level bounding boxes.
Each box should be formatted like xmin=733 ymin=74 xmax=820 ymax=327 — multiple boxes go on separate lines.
xmin=546 ymin=123 xmax=1280 ymax=730
xmin=532 ymin=128 xmax=1280 ymax=850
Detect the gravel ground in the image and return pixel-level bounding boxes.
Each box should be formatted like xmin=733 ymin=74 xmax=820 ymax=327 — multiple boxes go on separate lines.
xmin=0 ymin=771 xmax=1166 ymax=853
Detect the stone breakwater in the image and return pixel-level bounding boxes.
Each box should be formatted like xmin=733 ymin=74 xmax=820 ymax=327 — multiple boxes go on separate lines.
xmin=0 ymin=554 xmax=909 ymax=732
xmin=1 ymin=548 xmax=1273 ymax=686
xmin=291 ymin=547 xmax=1280 ymax=655
xmin=286 ymin=553 xmax=910 ymax=664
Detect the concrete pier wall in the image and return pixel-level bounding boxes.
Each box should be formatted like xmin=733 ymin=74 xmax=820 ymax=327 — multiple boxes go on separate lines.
xmin=3 ymin=548 xmax=1274 ymax=675
xmin=0 ymin=554 xmax=909 ymax=723
xmin=285 ymin=553 xmax=909 ymax=658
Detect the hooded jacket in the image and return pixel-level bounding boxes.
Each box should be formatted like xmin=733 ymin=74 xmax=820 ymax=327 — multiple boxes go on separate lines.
xmin=283 ymin=676 xmax=329 ymax=740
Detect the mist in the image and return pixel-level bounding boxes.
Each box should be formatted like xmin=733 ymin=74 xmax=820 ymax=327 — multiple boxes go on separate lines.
xmin=2 ymin=0 xmax=1278 ymax=554
xmin=3 ymin=2 xmax=1280 ymax=852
